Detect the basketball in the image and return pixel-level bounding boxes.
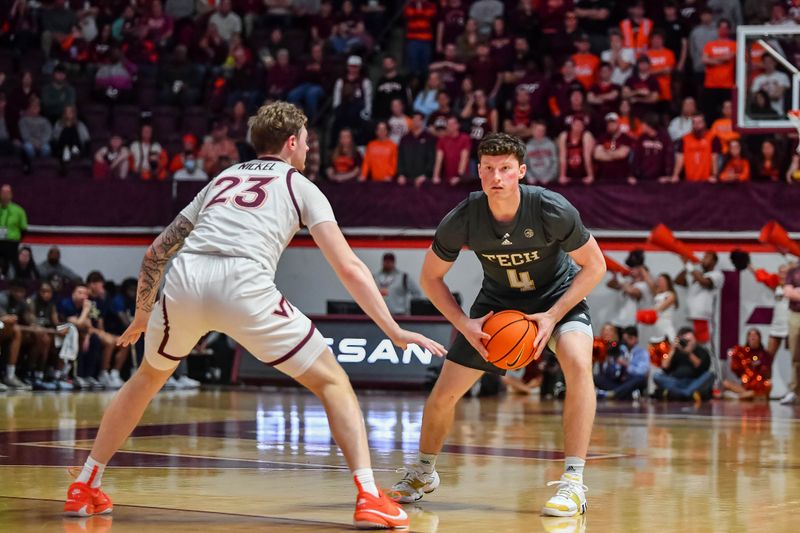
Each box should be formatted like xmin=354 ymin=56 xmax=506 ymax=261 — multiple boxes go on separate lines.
xmin=481 ymin=310 xmax=538 ymax=370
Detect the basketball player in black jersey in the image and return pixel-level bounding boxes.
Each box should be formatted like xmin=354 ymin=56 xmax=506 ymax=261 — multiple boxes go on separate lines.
xmin=391 ymin=133 xmax=606 ymax=517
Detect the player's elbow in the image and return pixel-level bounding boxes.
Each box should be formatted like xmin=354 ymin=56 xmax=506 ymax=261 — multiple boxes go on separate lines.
xmin=338 ymin=258 xmax=369 ymax=286
xmin=585 ymin=251 xmax=607 ymax=281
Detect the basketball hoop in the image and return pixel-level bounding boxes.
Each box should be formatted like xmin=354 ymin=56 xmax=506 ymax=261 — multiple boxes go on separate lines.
xmin=789 ymin=110 xmax=800 ymax=154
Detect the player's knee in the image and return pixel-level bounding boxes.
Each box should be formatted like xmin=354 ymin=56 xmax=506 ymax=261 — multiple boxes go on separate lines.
xmin=137 ymin=361 xmax=175 ymax=389
xmin=428 ymin=386 xmax=462 ymax=410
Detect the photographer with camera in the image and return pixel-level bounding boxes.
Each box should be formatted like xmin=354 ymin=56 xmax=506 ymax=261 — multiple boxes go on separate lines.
xmin=654 ymin=326 xmax=715 ymax=402
xmin=595 ymin=326 xmax=650 ymax=400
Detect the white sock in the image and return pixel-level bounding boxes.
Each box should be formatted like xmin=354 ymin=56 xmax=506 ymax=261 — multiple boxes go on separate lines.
xmin=110 ymin=369 xmax=120 ymax=379
xmin=564 ymin=456 xmax=585 ymax=482
xmin=6 ymin=364 xmax=15 ymax=378
xmin=76 ymin=456 xmax=106 ymax=488
xmin=418 ymin=452 xmax=437 ymax=474
xmin=353 ymin=468 xmax=379 ymax=497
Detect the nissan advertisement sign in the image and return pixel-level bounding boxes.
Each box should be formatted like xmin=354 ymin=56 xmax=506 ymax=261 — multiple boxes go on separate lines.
xmin=236 ymin=317 xmax=453 ymax=388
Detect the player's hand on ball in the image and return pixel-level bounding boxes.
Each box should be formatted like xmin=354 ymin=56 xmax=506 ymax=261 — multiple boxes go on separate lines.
xmin=391 ymin=329 xmax=446 ymax=357
xmin=525 ymin=311 xmax=556 ymax=360
xmin=117 ymin=314 xmax=149 ymax=347
xmin=460 ymin=311 xmax=493 ymax=359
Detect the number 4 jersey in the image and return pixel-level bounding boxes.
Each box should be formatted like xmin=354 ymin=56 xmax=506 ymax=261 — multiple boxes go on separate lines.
xmin=431 ymin=185 xmax=591 ymax=307
xmin=179 ymin=157 xmax=336 ymax=279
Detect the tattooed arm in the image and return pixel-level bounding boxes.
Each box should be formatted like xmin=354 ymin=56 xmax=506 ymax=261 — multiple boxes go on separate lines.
xmin=117 ymin=214 xmax=194 ymax=346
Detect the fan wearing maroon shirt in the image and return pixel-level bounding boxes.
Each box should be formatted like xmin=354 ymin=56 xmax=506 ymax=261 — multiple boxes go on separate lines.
xmin=509 ymin=0 xmax=540 ymax=48
xmin=622 ymin=56 xmax=660 ymax=118
xmin=287 ymin=43 xmax=328 ymax=122
xmin=311 ymin=1 xmax=335 ymax=42
xmin=633 ymin=114 xmax=675 ymax=183
xmin=587 ymin=62 xmax=621 ymax=125
xmin=549 ymin=59 xmax=585 ymax=120
xmin=266 ymin=49 xmax=297 ymax=101
xmin=436 ymin=0 xmax=467 ymax=54
xmin=488 ymin=17 xmax=514 ymax=72
xmin=593 ymin=113 xmax=635 ymax=184
xmin=560 ymin=89 xmax=592 ymax=135
xmin=503 ymin=87 xmax=535 ymax=140
xmin=467 ymin=44 xmax=501 ymax=101
xmin=558 ymin=115 xmax=595 ymax=185
xmin=428 ymin=44 xmax=466 ymax=100
xmin=433 ymin=116 xmax=471 ymax=185
xmin=510 ymin=60 xmax=550 ymax=121
xmin=547 ymin=9 xmax=583 ymax=66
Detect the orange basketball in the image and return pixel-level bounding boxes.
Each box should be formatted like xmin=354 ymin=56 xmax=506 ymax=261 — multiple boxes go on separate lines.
xmin=481 ymin=310 xmax=538 ymax=370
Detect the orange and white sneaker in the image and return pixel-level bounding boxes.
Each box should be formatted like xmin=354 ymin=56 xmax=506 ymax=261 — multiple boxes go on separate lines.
xmin=353 ymin=488 xmax=409 ymax=530
xmin=64 ymin=482 xmax=113 ymax=517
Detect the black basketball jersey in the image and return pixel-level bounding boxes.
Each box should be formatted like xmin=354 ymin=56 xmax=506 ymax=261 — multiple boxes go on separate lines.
xmin=431 ymin=185 xmax=590 ymax=303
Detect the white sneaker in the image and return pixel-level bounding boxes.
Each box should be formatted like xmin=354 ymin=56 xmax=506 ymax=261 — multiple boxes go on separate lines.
xmin=98 ymin=372 xmax=120 ymax=390
xmin=87 ymin=377 xmax=104 ymax=390
xmin=780 ymin=392 xmax=797 ymax=405
xmin=163 ymin=376 xmax=180 ymax=390
xmin=542 ymin=474 xmax=588 ymax=517
xmin=109 ymin=370 xmax=125 ymax=388
xmin=0 ymin=381 xmax=8 ymax=392
xmin=390 ymin=464 xmax=441 ymax=503
xmin=74 ymin=376 xmax=89 ymax=390
xmin=176 ymin=375 xmax=200 ymax=389
xmin=3 ymin=374 xmax=32 ymax=390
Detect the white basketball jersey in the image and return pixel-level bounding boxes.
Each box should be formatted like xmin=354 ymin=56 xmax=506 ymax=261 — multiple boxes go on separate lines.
xmin=178 ymin=157 xmax=336 ymax=278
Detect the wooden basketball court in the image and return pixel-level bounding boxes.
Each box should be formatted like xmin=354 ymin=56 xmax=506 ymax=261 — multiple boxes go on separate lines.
xmin=1 ymin=389 xmax=798 ymax=532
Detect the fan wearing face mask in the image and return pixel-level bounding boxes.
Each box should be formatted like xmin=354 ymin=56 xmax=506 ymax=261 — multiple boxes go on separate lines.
xmin=173 ymin=152 xmax=209 ymax=181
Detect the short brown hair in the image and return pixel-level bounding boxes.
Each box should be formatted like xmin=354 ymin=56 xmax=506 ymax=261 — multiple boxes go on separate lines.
xmin=248 ymin=101 xmax=307 ymax=154
xmin=477 ymin=133 xmax=526 ymax=165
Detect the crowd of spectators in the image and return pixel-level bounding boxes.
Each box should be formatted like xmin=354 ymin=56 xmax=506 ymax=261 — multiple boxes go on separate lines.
xmin=0 ymin=0 xmax=392 ymax=178
xmin=0 ymin=241 xmax=219 ymax=393
xmin=2 ymin=1 xmax=800 ymax=184
xmin=0 ymin=184 xmax=215 ymax=393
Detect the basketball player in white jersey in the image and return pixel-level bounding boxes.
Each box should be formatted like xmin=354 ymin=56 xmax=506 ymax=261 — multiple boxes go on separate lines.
xmin=64 ymin=102 xmax=445 ymax=530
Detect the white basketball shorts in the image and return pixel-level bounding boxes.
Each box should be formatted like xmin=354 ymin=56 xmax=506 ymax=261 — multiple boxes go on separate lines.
xmin=144 ymin=253 xmax=327 ymax=377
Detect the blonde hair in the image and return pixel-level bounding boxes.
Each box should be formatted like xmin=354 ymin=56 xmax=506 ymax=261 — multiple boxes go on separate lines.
xmin=248 ymin=101 xmax=307 ymax=154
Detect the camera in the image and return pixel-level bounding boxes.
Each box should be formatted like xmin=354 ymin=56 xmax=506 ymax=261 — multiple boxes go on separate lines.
xmin=678 ymin=338 xmax=689 ymax=348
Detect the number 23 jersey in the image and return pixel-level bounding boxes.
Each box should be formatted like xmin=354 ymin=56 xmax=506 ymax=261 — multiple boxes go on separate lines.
xmin=178 ymin=157 xmax=336 ymax=279
xmin=431 ymin=185 xmax=591 ymax=303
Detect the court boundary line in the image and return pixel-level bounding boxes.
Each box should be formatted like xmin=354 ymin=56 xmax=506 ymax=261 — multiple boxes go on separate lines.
xmin=16 ymin=438 xmax=629 ymax=464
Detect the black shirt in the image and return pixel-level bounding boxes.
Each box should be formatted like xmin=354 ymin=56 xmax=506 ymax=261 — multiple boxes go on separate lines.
xmin=398 ymin=130 xmax=437 ymax=178
xmin=666 ymin=345 xmax=711 ymax=379
xmin=658 ymin=19 xmax=688 ymax=63
xmin=575 ymin=0 xmax=614 ymax=36
xmin=432 ymin=186 xmax=591 ymax=301
xmin=373 ymin=74 xmax=412 ymax=121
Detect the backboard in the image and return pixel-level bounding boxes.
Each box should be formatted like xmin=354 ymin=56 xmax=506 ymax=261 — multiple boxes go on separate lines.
xmin=735 ymin=24 xmax=800 ymax=134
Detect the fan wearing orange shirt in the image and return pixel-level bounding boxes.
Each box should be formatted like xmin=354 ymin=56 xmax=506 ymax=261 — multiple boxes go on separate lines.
xmin=572 ymin=33 xmax=600 ymax=90
xmin=671 ymin=114 xmax=721 ymax=182
xmin=702 ymin=19 xmax=736 ymax=121
xmin=360 ymin=122 xmax=398 ymax=182
xmin=646 ymin=30 xmax=675 ymax=113
xmin=709 ymin=100 xmax=740 ymax=154
xmin=719 ymin=139 xmax=750 ymax=182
